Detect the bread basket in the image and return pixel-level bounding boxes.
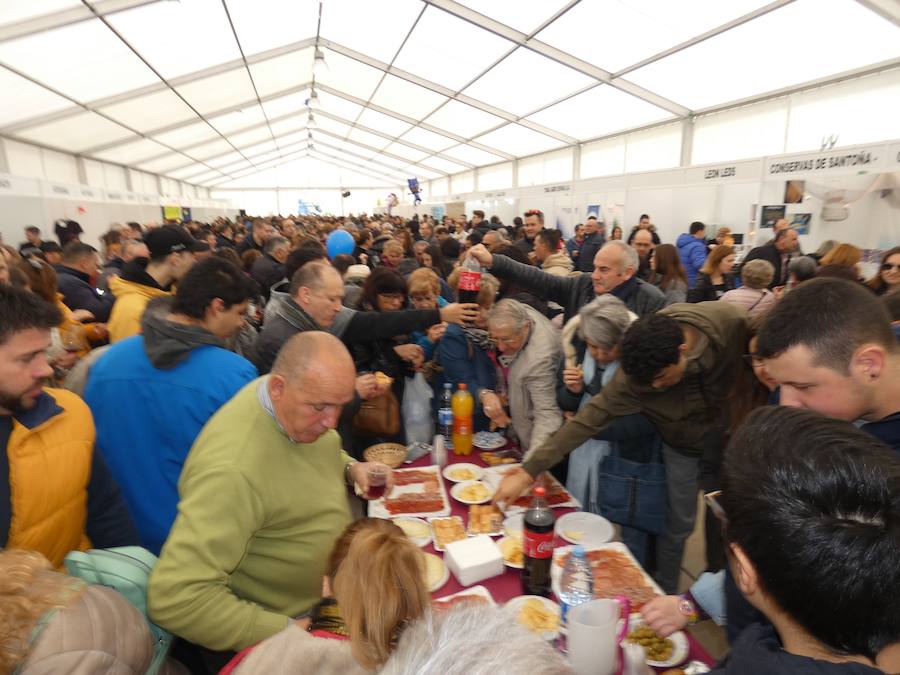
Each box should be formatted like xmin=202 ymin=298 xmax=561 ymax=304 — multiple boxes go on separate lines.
xmin=363 ymin=442 xmax=408 ymax=468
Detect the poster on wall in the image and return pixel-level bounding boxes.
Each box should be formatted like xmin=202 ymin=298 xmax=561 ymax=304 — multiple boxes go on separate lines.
xmin=784 ymin=180 xmax=805 ymax=204
xmin=790 ymin=213 xmax=812 ymax=235
xmin=586 ymin=204 xmax=602 ymax=220
xmin=760 ymin=205 xmax=786 ymax=228
xmin=162 ymin=205 xmax=182 ymax=222
xmin=431 ymin=204 xmax=446 ymax=222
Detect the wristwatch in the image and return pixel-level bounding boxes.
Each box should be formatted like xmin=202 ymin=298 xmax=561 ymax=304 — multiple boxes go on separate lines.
xmin=677 ymin=595 xmax=700 ymax=625
xmin=344 ymin=460 xmax=358 ymax=486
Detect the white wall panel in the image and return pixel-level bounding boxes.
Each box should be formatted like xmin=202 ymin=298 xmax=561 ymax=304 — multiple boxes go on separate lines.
xmin=41 ymin=148 xmax=80 ymax=184
xmin=4 ymin=139 xmax=45 ymax=179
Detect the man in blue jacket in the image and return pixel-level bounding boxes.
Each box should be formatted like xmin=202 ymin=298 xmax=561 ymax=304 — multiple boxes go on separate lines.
xmin=85 ymin=257 xmax=259 ymax=554
xmin=676 ymin=221 xmax=708 ymax=289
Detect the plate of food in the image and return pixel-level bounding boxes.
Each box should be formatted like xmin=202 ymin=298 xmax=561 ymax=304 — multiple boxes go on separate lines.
xmin=393 ymin=516 xmax=431 ymax=547
xmin=450 ymin=480 xmax=494 ymax=505
xmin=473 ymin=431 xmax=507 ymax=450
xmin=555 ymin=511 xmax=615 ymax=547
xmin=496 ymin=535 xmax=524 ymax=569
xmin=626 ymin=614 xmax=689 ymax=668
xmin=367 ymin=465 xmax=451 ymax=519
xmin=429 ymin=516 xmax=466 ymax=552
xmin=484 ymin=466 xmax=581 ymax=512
xmin=502 ymin=513 xmax=523 ymax=539
xmin=479 ymin=450 xmax=519 ymax=466
xmin=551 ymin=543 xmax=662 ymax=611
xmin=421 ymin=551 xmax=449 ymax=593
xmin=505 ymin=595 xmax=561 ymax=641
xmin=467 ymin=504 xmax=503 ymax=536
xmin=443 ymin=463 xmax=484 ymax=483
xmin=432 ymin=585 xmax=496 ymax=612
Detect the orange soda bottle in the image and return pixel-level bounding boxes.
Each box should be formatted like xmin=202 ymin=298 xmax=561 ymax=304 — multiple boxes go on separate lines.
xmin=451 ymin=383 xmax=474 ymax=456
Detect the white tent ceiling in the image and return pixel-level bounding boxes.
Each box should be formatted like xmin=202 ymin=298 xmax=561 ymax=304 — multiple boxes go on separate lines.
xmin=1 ymin=0 xmax=899 ymax=190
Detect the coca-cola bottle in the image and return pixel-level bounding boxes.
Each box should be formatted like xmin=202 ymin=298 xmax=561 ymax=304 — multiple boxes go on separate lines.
xmin=457 ymin=255 xmax=482 ymax=304
xmin=522 ymin=485 xmax=555 ymax=597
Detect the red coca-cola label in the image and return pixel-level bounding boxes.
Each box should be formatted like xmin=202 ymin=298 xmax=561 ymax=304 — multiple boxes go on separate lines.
xmin=458 ymin=269 xmax=481 ymax=292
xmin=523 ymin=529 xmax=554 ymax=559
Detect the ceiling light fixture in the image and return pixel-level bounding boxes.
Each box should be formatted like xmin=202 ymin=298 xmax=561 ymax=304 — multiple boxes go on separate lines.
xmin=307 ymin=113 xmax=318 ymax=130
xmin=312 ymin=48 xmax=328 ymax=77
xmin=307 ymin=90 xmax=321 ymax=111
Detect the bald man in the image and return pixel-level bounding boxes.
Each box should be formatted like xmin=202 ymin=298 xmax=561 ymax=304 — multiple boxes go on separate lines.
xmin=148 ymin=332 xmax=392 ymax=666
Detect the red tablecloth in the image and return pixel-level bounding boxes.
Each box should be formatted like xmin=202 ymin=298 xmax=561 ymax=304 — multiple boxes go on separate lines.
xmin=406 ymin=447 xmax=716 ymax=670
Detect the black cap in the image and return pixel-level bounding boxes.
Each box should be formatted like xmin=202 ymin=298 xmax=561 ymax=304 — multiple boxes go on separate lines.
xmin=145 ymin=226 xmax=207 ymax=258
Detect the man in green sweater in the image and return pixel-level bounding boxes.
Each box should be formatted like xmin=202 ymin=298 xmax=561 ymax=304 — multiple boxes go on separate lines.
xmin=148 ymin=331 xmax=391 ymax=665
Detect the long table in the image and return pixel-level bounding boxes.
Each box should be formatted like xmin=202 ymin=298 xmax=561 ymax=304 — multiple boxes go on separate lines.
xmin=404 ymin=447 xmax=716 ymax=671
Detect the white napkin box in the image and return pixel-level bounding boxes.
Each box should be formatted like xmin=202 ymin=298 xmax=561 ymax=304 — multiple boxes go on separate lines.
xmin=444 ymin=534 xmax=504 ymax=586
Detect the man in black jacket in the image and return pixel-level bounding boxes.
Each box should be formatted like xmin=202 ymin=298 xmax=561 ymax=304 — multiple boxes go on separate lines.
xmin=707 ymin=406 xmax=900 ymax=674
xmin=513 ymin=209 xmax=544 ymax=259
xmin=56 ymin=242 xmax=115 ymax=322
xmin=253 ymin=263 xmax=478 ymax=375
xmin=575 ymin=216 xmax=605 ymax=272
xmin=740 ymin=228 xmax=798 ymax=288
xmin=468 ymin=239 xmax=667 ymax=324
xmin=250 ymin=236 xmax=289 ymax=301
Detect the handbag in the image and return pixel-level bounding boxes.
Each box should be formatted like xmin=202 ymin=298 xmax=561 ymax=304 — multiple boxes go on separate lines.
xmin=353 ymin=389 xmax=401 ymax=436
xmin=597 ymin=438 xmax=668 ymax=536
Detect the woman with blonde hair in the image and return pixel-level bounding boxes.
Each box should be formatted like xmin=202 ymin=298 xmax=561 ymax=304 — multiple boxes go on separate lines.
xmin=227 ymin=518 xmax=429 ymax=674
xmin=687 ymin=244 xmax=737 ymax=302
xmin=0 ymin=549 xmax=185 ymax=674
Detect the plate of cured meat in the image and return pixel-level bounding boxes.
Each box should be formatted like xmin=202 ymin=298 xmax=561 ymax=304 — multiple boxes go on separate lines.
xmin=483 ymin=465 xmax=581 ymax=512
xmin=550 ymin=543 xmax=662 ymax=612
xmin=367 ymin=465 xmax=452 ymax=519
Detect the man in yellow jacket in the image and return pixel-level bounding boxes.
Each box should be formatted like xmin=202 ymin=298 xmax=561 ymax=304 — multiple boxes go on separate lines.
xmin=108 ymin=225 xmax=204 ymax=342
xmin=0 ymin=285 xmax=137 ymax=567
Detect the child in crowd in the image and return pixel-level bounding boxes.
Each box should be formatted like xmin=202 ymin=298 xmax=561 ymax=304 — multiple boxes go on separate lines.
xmin=223 ymin=518 xmax=429 ymax=674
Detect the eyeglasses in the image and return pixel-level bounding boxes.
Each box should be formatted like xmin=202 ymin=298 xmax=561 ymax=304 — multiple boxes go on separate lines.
xmin=742 ymin=353 xmax=764 ymax=367
xmin=881 ymin=263 xmax=900 ymax=271
xmin=377 ymin=292 xmax=404 ymax=301
xmin=704 ymin=490 xmax=726 ymax=522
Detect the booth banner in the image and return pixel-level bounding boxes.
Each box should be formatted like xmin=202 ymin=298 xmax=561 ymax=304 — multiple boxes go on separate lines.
xmin=766 ymin=146 xmax=886 ymax=178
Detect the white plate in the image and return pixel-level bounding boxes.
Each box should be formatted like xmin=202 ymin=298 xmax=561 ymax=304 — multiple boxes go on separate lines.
xmin=442 ymin=463 xmax=484 ymax=483
xmin=367 ymin=465 xmax=451 ymax=519
xmin=626 ymin=614 xmax=689 ymax=668
xmin=473 ymin=431 xmax=506 ymax=449
xmin=433 ymin=584 xmax=496 ymax=609
xmin=450 ymin=479 xmax=495 ymax=505
xmin=505 ymin=595 xmax=561 ymax=641
xmin=555 ymin=512 xmax=615 ymax=547
xmin=423 ymin=552 xmax=449 ymax=592
xmin=502 ymin=513 xmax=523 ymax=539
xmin=428 ymin=516 xmax=467 ymax=552
xmin=550 ymin=543 xmax=664 ymax=600
xmin=496 ymin=535 xmax=524 ymax=569
xmin=393 ymin=516 xmax=431 ymax=547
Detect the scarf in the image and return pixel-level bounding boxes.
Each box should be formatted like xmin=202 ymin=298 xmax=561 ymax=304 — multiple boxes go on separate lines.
xmin=462 ymin=325 xmax=493 ymax=351
xmin=276 ymin=297 xmax=322 ymax=333
xmin=308 ymin=598 xmax=349 ymax=637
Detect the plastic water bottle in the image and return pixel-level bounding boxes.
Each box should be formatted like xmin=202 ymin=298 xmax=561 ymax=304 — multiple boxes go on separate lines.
xmin=438 ymin=383 xmax=453 ymax=450
xmin=558 ymin=544 xmax=594 ymax=624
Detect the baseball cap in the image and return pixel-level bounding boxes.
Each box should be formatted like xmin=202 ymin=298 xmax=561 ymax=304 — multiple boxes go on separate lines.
xmin=144 ymin=226 xmax=207 ymax=258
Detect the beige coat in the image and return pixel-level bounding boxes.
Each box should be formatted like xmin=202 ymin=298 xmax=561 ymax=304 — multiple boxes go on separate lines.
xmin=541 ymin=252 xmax=574 ymax=277
xmin=233 ymin=624 xmax=366 ymax=675
xmin=505 ymin=304 xmax=564 ymax=457
xmin=21 ymin=585 xmax=187 ymax=675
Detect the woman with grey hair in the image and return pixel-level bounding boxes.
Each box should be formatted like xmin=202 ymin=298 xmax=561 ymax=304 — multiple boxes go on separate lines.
xmin=720 ymin=259 xmax=776 ymax=317
xmin=557 ymin=295 xmax=661 ymax=564
xmin=481 ymin=299 xmax=563 ymax=467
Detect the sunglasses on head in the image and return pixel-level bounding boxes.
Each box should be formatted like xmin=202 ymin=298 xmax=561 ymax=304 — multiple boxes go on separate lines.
xmin=524 ymin=210 xmax=543 ymax=217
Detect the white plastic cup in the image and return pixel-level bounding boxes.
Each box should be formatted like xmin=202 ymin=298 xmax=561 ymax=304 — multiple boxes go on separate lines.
xmin=566 ymin=599 xmax=623 ymax=675
xmin=432 ymin=434 xmax=447 ymax=467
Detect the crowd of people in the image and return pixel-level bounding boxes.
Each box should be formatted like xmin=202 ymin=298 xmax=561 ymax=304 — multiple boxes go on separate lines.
xmin=0 ymin=208 xmax=899 ymax=675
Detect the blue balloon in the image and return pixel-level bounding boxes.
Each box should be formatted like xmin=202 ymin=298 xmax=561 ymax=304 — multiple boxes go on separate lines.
xmin=326 ymin=229 xmax=355 ymax=259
